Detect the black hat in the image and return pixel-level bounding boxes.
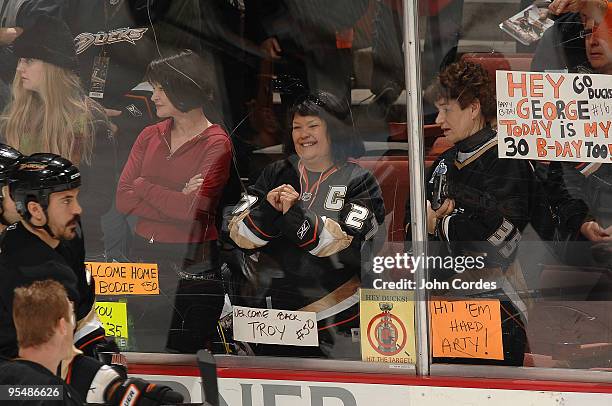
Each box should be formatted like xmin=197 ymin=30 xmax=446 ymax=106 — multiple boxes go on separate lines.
xmin=12 ymin=16 xmax=78 ymax=72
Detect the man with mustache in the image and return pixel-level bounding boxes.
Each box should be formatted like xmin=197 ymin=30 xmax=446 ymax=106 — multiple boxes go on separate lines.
xmin=0 ymin=153 xmax=116 ymax=401
xmin=0 ymin=153 xmax=100 ymax=360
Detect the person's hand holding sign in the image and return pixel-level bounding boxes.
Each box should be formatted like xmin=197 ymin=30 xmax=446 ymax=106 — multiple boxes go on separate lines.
xmin=548 ymin=0 xmax=607 ymax=15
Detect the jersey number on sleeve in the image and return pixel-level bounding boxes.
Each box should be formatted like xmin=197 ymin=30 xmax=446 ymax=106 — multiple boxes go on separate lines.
xmin=345 ymin=204 xmax=369 ymax=229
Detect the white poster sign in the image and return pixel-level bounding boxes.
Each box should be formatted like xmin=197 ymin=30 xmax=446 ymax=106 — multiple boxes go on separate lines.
xmin=232 ymin=306 xmax=319 ymax=346
xmin=496 ymin=70 xmax=612 ymax=163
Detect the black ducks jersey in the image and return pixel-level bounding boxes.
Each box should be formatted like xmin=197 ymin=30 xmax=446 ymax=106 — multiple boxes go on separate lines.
xmin=228 ymin=156 xmax=385 ymax=319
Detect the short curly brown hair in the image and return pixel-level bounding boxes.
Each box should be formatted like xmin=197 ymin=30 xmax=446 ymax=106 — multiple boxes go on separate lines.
xmin=425 ymin=61 xmax=497 ymax=121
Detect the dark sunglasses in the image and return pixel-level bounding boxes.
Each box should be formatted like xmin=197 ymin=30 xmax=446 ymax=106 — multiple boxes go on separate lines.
xmin=271 ymin=74 xmax=306 ymax=95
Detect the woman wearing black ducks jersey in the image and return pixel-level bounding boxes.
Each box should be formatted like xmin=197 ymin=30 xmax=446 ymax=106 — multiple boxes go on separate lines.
xmin=227 ymin=91 xmax=385 ymax=358
xmin=423 ymin=61 xmax=538 ymax=366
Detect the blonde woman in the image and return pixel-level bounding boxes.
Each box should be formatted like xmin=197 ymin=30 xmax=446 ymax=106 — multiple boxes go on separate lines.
xmin=1 ymin=17 xmax=115 ymax=256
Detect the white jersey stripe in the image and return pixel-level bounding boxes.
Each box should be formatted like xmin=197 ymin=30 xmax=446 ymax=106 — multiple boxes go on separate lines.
xmin=236 ymin=220 xmax=269 ymax=248
xmin=74 ymin=309 xmax=104 ymax=343
xmin=308 ymin=217 xmax=353 ymax=257
xmin=309 ymin=225 xmax=335 ymax=256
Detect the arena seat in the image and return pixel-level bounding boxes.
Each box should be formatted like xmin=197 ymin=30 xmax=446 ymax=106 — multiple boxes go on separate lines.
xmin=427 ymin=136 xmax=453 ymax=160
xmin=461 ymin=52 xmax=534 ymax=84
xmin=388 ymin=122 xmax=442 ymax=146
xmin=357 ymin=138 xmax=450 ymax=242
xmin=358 ymin=157 xmax=409 ymax=242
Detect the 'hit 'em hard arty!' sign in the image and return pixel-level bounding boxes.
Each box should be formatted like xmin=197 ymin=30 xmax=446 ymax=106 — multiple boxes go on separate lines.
xmin=497 ymin=70 xmax=612 ymax=163
xmin=430 ymin=299 xmax=503 ymax=360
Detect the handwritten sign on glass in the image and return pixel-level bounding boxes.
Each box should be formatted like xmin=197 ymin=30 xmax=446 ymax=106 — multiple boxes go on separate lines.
xmin=430 ymin=299 xmax=503 ymax=360
xmin=232 ymin=306 xmax=319 ymax=347
xmin=497 ymin=71 xmax=612 ymax=163
xmin=86 ymin=262 xmax=159 ymax=295
xmin=95 ymin=301 xmax=128 ymax=338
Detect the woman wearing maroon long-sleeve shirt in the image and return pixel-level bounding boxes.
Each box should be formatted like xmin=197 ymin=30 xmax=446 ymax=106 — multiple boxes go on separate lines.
xmin=116 ymin=50 xmax=231 ymax=353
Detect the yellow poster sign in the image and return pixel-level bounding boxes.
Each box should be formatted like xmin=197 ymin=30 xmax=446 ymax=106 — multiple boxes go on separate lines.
xmin=360 ymin=289 xmax=416 ymax=364
xmin=95 ymin=301 xmax=128 ymax=339
xmin=86 ymin=262 xmax=159 ymax=295
xmin=430 ymin=299 xmax=503 ymax=360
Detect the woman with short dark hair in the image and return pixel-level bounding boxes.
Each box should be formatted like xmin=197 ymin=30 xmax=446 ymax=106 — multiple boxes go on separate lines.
xmin=424 ymin=60 xmax=498 ymax=126
xmin=227 ymin=91 xmax=384 ymax=358
xmin=282 ymin=92 xmax=365 ymax=162
xmin=116 ymin=49 xmax=231 ymax=353
xmin=144 ymin=50 xmax=217 ymax=117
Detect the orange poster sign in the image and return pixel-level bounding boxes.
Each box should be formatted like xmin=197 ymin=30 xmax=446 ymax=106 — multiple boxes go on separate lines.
xmin=86 ymin=262 xmax=159 ymax=295
xmin=430 ymin=299 xmax=503 ymax=360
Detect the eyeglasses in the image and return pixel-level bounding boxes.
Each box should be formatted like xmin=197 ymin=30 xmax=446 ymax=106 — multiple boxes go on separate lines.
xmin=581 ymin=28 xmax=594 ymax=38
xmin=271 ymin=74 xmax=306 ymax=95
xmin=300 ymin=94 xmax=327 ymax=107
xmin=580 ymin=28 xmax=612 ymax=39
xmin=293 ymin=93 xmax=353 ymax=123
xmin=290 ymin=92 xmax=329 ymax=112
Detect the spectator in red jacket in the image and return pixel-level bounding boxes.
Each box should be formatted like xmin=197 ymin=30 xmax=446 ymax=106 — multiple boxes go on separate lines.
xmin=116 ymin=50 xmax=230 ymax=353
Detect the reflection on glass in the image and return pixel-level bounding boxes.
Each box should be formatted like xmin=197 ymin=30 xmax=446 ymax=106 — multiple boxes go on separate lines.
xmin=9 ymin=0 xmax=612 ymax=374
xmin=419 ymin=0 xmax=612 ymax=370
xmin=531 ymin=1 xmax=612 ymax=369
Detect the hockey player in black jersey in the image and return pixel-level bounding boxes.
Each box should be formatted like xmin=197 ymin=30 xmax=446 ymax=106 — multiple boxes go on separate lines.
xmin=227 ymin=91 xmax=385 ymax=358
xmin=421 ymin=61 xmax=537 ymax=366
xmin=0 ymin=154 xmax=105 ymax=358
xmin=0 ymin=153 xmax=183 ymax=405
xmin=0 ymin=280 xmax=85 ymax=406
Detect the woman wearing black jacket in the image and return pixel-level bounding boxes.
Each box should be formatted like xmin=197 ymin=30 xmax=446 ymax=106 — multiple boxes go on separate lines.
xmin=421 ymin=61 xmax=538 ymax=366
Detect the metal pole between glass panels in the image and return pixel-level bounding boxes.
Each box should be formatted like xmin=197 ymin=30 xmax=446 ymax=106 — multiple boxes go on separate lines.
xmin=402 ymin=0 xmax=430 ymax=377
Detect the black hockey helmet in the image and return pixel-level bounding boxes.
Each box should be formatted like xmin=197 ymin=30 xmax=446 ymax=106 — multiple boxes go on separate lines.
xmin=0 ymin=144 xmax=24 ymax=225
xmin=10 ymin=153 xmax=81 ymax=220
xmin=0 ymin=143 xmax=23 ymax=184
